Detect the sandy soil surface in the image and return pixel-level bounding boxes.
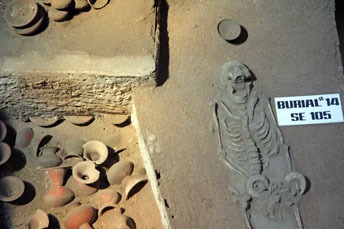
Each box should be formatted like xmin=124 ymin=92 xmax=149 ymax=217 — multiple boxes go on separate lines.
xmin=0 ymin=114 xmax=162 ymax=229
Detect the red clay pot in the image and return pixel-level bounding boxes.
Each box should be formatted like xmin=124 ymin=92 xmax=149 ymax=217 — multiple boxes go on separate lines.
xmin=44 ymin=166 xmax=75 ymax=207
xmin=64 ymin=205 xmax=97 ymax=229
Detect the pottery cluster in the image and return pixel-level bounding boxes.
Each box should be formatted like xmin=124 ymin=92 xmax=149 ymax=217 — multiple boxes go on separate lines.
xmin=0 ymin=121 xmax=11 ymax=167
xmin=4 ymin=0 xmax=109 ymax=36
xmin=0 ymin=121 xmax=30 ymax=203
xmin=37 ymin=137 xmax=146 ymax=228
xmin=0 ymin=116 xmax=143 ymax=228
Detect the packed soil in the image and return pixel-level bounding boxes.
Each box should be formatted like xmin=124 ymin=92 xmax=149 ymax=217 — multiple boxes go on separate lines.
xmin=0 ymin=114 xmax=162 ymax=229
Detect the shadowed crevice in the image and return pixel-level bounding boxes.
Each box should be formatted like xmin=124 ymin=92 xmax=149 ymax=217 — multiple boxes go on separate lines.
xmin=335 ymin=0 xmax=344 ymax=72
xmin=155 ymin=0 xmax=169 ymax=86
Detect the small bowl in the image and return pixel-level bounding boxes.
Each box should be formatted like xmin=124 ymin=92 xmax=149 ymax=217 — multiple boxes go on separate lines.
xmin=0 ymin=120 xmax=7 ymax=142
xmin=0 ymin=176 xmax=25 ymax=202
xmin=48 ymin=7 xmax=69 ymax=22
xmin=217 ymin=19 xmax=241 ymax=41
xmin=4 ymin=0 xmax=38 ymax=28
xmin=0 ymin=142 xmax=12 ymax=166
xmin=87 ymin=0 xmax=109 ymax=10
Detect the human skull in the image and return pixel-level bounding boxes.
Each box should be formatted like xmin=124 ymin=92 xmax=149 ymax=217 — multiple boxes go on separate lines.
xmin=220 ymin=61 xmax=251 ymax=103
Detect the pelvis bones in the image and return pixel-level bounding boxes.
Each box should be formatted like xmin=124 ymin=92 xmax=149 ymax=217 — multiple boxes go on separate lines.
xmin=212 ymin=61 xmax=308 ymax=229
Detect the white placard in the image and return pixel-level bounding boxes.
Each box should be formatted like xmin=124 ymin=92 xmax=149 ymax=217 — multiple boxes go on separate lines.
xmin=274 ymin=93 xmax=344 ymax=126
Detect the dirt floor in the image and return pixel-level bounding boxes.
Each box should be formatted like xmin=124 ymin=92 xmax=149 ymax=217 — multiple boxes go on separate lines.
xmin=0 ymin=114 xmax=162 ymax=229
xmin=133 ymin=0 xmax=344 ymax=228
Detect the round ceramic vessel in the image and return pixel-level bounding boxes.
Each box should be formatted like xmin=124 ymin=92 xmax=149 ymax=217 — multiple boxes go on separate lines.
xmin=122 ymin=175 xmax=148 ymax=199
xmin=51 ymin=0 xmax=72 ymax=10
xmin=64 ymin=205 xmax=97 ymax=229
xmin=0 ymin=176 xmax=25 ymax=202
xmin=94 ymin=189 xmax=121 ymax=208
xmin=83 ymin=140 xmax=108 ymax=165
xmin=0 ymin=142 xmax=12 ymax=166
xmin=27 ymin=209 xmax=49 ymax=229
xmin=15 ymin=127 xmax=34 ymax=148
xmin=0 ymin=120 xmax=7 ymax=141
xmin=72 ymin=161 xmax=100 ymax=184
xmin=4 ymin=0 xmax=38 ymax=28
xmin=87 ymin=0 xmax=109 ymax=9
xmin=29 ymin=116 xmax=60 ymax=127
xmin=48 ymin=8 xmax=69 ymax=22
xmin=217 ymin=19 xmax=241 ymax=41
xmin=74 ymin=0 xmax=90 ymax=10
xmin=107 ymin=161 xmax=134 ymax=185
xmin=64 ymin=115 xmax=94 ymax=125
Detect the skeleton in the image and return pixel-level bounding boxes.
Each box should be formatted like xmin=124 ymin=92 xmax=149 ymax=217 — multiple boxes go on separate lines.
xmin=212 ymin=61 xmax=308 ymax=229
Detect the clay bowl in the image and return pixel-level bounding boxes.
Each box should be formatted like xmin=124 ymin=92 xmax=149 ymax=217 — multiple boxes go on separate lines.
xmin=15 ymin=127 xmax=34 ymax=148
xmin=122 ymin=175 xmax=148 ymax=199
xmin=48 ymin=8 xmax=69 ymax=22
xmin=93 ymin=189 xmax=121 ymax=208
xmin=14 ymin=10 xmax=45 ymax=36
xmin=39 ymin=0 xmax=51 ymax=5
xmin=87 ymin=0 xmax=109 ymax=9
xmin=64 ymin=204 xmax=97 ymax=229
xmin=217 ymin=18 xmax=241 ymax=41
xmin=29 ymin=116 xmax=60 ymax=127
xmin=72 ymin=161 xmax=100 ymax=184
xmin=0 ymin=142 xmax=12 ymax=166
xmin=64 ymin=115 xmax=94 ymax=125
xmin=68 ymin=176 xmax=99 ymax=196
xmin=27 ymin=209 xmax=49 ymax=229
xmin=0 ymin=120 xmax=7 ymax=141
xmin=74 ymin=0 xmax=90 ymax=10
xmin=0 ymin=176 xmax=25 ymax=202
xmin=83 ymin=140 xmax=108 ymax=165
xmin=51 ymin=0 xmax=72 ymax=10
xmin=107 ymin=161 xmax=134 ymax=185
xmin=4 ymin=0 xmax=38 ymax=28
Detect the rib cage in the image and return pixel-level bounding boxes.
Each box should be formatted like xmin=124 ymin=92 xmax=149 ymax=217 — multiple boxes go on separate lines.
xmin=217 ymin=100 xmax=263 ymax=177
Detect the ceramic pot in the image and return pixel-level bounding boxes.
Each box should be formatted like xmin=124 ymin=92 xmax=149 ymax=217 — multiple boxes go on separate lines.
xmin=51 ymin=0 xmax=72 ymax=10
xmin=14 ymin=7 xmax=45 ymax=36
xmin=64 ymin=115 xmax=94 ymax=125
xmin=68 ymin=176 xmax=99 ymax=196
xmin=93 ymin=189 xmax=121 ymax=209
xmin=65 ymin=139 xmax=85 ymax=157
xmin=48 ymin=8 xmax=69 ymax=22
xmin=37 ymin=147 xmax=62 ymax=168
xmin=106 ymin=161 xmax=134 ymax=185
xmin=72 ymin=161 xmax=100 ymax=184
xmin=79 ymin=223 xmax=92 ymax=229
xmin=122 ymin=175 xmax=148 ymax=199
xmin=83 ymin=141 xmax=108 ymax=165
xmin=87 ymin=0 xmax=109 ymax=10
xmin=29 ymin=116 xmax=60 ymax=127
xmin=217 ymin=19 xmax=241 ymax=41
xmin=4 ymin=0 xmax=38 ymax=28
xmin=0 ymin=120 xmax=7 ymax=141
xmin=15 ymin=127 xmax=34 ymax=148
xmin=64 ymin=204 xmax=97 ymax=229
xmin=99 ymin=205 xmax=134 ymax=229
xmin=0 ymin=176 xmax=25 ymax=202
xmin=27 ymin=209 xmax=49 ymax=229
xmin=44 ymin=166 xmax=75 ymax=207
xmin=39 ymin=0 xmax=51 ymax=5
xmin=0 ymin=142 xmax=12 ymax=166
